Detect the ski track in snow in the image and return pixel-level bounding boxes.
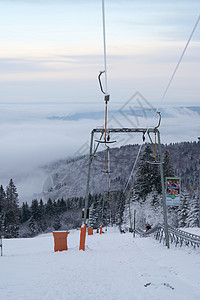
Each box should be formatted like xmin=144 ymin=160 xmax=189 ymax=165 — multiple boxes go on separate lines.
xmin=1 ymin=228 xmax=200 ymax=300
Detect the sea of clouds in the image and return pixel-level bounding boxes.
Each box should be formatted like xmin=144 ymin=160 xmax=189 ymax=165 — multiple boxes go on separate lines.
xmin=0 ymin=102 xmax=199 ymax=203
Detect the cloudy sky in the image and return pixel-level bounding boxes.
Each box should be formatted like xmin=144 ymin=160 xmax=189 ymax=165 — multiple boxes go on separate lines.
xmin=1 ymin=0 xmax=200 ymax=104
xmin=0 ymin=0 xmax=200 ymax=202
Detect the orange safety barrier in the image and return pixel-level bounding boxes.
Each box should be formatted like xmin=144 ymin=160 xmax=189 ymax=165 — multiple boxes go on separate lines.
xmin=100 ymin=225 xmax=103 ymax=234
xmin=88 ymin=227 xmax=93 ymax=235
xmin=52 ymin=231 xmax=69 ymax=252
xmin=79 ymin=225 xmax=87 ymax=251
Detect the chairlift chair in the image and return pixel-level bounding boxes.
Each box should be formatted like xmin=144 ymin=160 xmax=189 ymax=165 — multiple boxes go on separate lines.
xmin=95 ymin=71 xmax=116 ymax=145
xmin=146 ymin=112 xmax=163 ymax=165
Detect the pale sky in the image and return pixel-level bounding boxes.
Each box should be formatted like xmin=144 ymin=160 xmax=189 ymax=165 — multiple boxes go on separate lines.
xmin=0 ymin=0 xmax=200 ymax=105
xmin=0 ymin=0 xmax=200 ymax=202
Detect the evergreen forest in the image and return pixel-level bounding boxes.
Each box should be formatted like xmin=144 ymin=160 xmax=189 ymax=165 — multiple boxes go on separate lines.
xmin=0 ymin=141 xmax=199 ymax=238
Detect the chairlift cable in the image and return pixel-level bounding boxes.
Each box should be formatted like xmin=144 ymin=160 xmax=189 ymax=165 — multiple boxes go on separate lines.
xmin=123 ymin=143 xmax=143 ymax=194
xmin=96 ymin=0 xmax=116 ymax=145
xmin=123 ymin=15 xmax=200 ymax=195
xmin=156 ymin=14 xmax=200 ymax=112
xmin=102 ymin=0 xmax=108 ymax=94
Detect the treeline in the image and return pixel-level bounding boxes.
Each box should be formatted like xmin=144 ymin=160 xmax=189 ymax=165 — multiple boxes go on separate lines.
xmin=0 ymin=178 xmax=86 ymax=238
xmin=0 ymin=144 xmax=199 ymax=238
xmin=0 ymin=180 xmax=124 ymax=238
xmin=20 ymin=196 xmax=85 ymax=237
xmin=21 ymin=196 xmax=84 ymax=223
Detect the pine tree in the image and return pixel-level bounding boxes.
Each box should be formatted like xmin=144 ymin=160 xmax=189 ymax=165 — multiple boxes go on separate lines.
xmin=66 ymin=199 xmax=71 ymax=210
xmin=167 ymin=206 xmax=179 ymax=228
xmin=178 ymin=189 xmax=189 ymax=227
xmin=53 ymin=215 xmax=61 ymax=230
xmin=3 ymin=179 xmax=20 ymax=238
xmin=4 ymin=210 xmax=19 ymax=238
xmin=0 ymin=185 xmax=6 ymax=213
xmin=114 ymin=190 xmax=124 ymax=226
xmin=138 ymin=145 xmax=159 ymax=198
xmin=150 ymin=187 xmax=160 ymax=207
xmin=38 ymin=199 xmax=47 ymax=232
xmin=163 ymin=150 xmax=175 ymax=179
xmin=89 ymin=194 xmax=102 ymax=228
xmin=0 ymin=213 xmax=5 ymax=235
xmin=21 ymin=202 xmax=31 ymax=223
xmin=59 ymin=198 xmax=67 ymax=212
xmin=31 ymin=199 xmax=41 ymax=220
xmin=45 ymin=198 xmax=53 ymax=215
xmin=78 ymin=197 xmax=84 ymax=209
xmin=29 ymin=216 xmax=38 ymax=236
xmin=186 ymin=190 xmax=199 ymax=227
xmin=39 ymin=199 xmax=45 ymax=218
xmin=6 ymin=179 xmax=19 ymax=212
xmin=53 ymin=200 xmax=58 ymax=215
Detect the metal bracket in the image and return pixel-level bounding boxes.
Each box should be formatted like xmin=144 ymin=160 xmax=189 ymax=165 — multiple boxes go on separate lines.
xmin=155 ymin=111 xmax=161 ymax=129
xmin=98 ymin=71 xmax=106 ymax=94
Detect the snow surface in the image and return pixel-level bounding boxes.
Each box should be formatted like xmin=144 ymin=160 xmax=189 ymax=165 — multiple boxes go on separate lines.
xmin=1 ymin=227 xmax=200 ymax=300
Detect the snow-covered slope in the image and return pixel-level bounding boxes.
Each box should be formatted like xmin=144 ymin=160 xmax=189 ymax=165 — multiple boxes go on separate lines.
xmin=38 ymin=141 xmax=199 ymax=203
xmin=40 ymin=145 xmax=141 ymax=201
xmin=1 ymin=228 xmax=200 ymax=300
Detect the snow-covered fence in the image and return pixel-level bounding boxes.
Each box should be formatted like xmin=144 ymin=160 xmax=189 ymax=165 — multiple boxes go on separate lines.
xmin=155 ymin=224 xmax=200 ymax=249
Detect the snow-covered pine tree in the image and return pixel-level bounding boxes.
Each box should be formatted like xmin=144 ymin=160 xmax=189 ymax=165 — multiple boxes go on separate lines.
xmin=137 ymin=144 xmax=160 ymax=199
xmin=53 ymin=200 xmax=58 ymax=215
xmin=114 ymin=190 xmax=124 ymax=226
xmin=45 ymin=198 xmax=53 ymax=215
xmin=163 ymin=150 xmax=175 ymax=179
xmin=31 ymin=199 xmax=41 ymax=220
xmin=178 ymin=188 xmax=190 ymax=227
xmin=29 ymin=216 xmax=39 ymax=236
xmin=21 ymin=202 xmax=31 ymax=223
xmin=167 ymin=206 xmax=179 ymax=228
xmin=53 ymin=215 xmax=61 ymax=230
xmin=6 ymin=179 xmax=19 ymax=212
xmin=0 ymin=185 xmax=6 ymax=213
xmin=57 ymin=198 xmax=66 ymax=213
xmin=143 ymin=189 xmax=163 ymax=226
xmin=186 ymin=190 xmax=199 ymax=227
xmin=0 ymin=185 xmax=6 ymax=234
xmin=39 ymin=199 xmax=45 ymax=217
xmin=89 ymin=194 xmax=103 ymax=228
xmin=3 ymin=179 xmax=20 ymax=238
xmin=38 ymin=199 xmax=48 ymax=232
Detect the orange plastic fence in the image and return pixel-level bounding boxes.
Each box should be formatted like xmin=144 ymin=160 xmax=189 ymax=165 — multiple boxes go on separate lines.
xmin=52 ymin=231 xmax=69 ymax=252
xmin=88 ymin=227 xmax=93 ymax=235
xmin=100 ymin=225 xmax=103 ymax=234
xmin=79 ymin=225 xmax=87 ymax=251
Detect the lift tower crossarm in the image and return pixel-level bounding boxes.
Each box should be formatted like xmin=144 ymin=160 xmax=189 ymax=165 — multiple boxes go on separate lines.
xmin=93 ymin=127 xmax=158 ymax=134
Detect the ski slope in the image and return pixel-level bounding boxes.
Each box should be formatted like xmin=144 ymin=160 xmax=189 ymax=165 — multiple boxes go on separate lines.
xmin=1 ymin=227 xmax=200 ymax=300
